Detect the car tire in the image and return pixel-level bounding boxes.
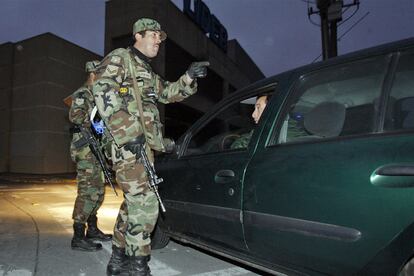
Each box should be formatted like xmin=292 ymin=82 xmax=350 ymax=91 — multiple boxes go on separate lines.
xmin=400 ymin=257 xmax=414 ymax=276
xmin=151 ymin=223 xmax=170 ymax=250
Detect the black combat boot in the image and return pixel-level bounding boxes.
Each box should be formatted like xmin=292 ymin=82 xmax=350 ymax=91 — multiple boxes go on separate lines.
xmin=71 ymin=222 xmax=103 ymax=251
xmin=107 ymin=246 xmax=128 ymax=276
xmin=129 ymin=255 xmax=151 ymax=276
xmin=86 ymin=214 xmax=113 ymax=241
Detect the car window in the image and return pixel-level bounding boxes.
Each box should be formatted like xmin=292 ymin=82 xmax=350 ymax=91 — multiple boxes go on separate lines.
xmin=274 ymin=56 xmax=389 ymax=145
xmin=384 ymin=50 xmax=414 ymax=131
xmin=184 ymin=90 xmax=274 ymax=156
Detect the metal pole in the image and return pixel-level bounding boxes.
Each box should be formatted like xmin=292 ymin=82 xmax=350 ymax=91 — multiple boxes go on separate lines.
xmin=317 ymin=0 xmax=330 ymax=60
xmin=329 ymin=20 xmax=338 ymax=58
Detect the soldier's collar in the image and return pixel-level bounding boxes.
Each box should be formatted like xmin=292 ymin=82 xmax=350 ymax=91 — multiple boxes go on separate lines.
xmin=129 ymin=46 xmax=152 ymax=64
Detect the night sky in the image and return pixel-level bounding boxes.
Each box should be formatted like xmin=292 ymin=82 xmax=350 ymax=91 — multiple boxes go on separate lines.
xmin=1 ymin=0 xmax=413 ymax=77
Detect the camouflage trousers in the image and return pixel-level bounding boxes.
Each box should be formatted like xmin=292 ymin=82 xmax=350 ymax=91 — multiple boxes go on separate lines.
xmin=71 ymin=143 xmax=105 ymax=224
xmin=111 ymin=144 xmax=159 ymax=257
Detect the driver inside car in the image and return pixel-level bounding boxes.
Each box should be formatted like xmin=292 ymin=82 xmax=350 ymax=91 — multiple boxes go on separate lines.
xmin=230 ymin=94 xmax=271 ymax=149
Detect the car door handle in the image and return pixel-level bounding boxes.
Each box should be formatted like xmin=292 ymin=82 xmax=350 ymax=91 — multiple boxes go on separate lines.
xmin=214 ymin=170 xmax=235 ymax=184
xmin=370 ymin=163 xmax=414 ymax=188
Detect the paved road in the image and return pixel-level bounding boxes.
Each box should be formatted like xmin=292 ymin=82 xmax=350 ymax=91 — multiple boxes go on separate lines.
xmin=0 ymin=180 xmax=261 ymax=276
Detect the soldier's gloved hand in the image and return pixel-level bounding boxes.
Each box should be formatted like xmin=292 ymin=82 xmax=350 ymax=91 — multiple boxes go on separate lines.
xmin=124 ymin=136 xmax=145 ymax=155
xmin=163 ymin=138 xmax=176 ymax=153
xmin=186 ymin=61 xmax=210 ymax=79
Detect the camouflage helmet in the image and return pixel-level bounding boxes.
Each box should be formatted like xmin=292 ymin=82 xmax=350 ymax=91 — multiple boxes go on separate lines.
xmin=85 ymin=60 xmax=100 ymax=73
xmin=133 ymin=18 xmax=167 ymax=41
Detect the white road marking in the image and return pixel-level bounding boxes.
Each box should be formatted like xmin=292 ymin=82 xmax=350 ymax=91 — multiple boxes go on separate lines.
xmin=192 ymin=267 xmax=252 ymax=276
xmin=150 ymin=259 xmax=181 ymax=276
xmin=0 ymin=266 xmax=32 ymax=276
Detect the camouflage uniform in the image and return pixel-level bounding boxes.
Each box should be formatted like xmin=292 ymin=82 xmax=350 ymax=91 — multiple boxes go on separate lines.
xmin=92 ymin=19 xmax=198 ymax=259
xmin=230 ymin=130 xmax=253 ymax=149
xmin=69 ymin=61 xmax=112 ymax=252
xmin=70 ymin=61 xmax=105 ymax=224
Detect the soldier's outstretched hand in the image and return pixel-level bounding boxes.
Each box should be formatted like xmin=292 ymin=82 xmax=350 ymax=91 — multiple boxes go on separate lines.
xmin=186 ymin=61 xmax=210 ymax=79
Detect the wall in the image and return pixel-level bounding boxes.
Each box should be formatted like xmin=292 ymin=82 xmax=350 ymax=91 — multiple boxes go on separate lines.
xmin=1 ymin=33 xmax=101 ymax=174
xmin=0 ymin=43 xmax=14 ymax=172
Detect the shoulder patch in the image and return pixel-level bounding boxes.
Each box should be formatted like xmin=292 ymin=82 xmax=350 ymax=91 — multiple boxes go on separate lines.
xmin=106 ymin=64 xmax=119 ymax=75
xmin=111 ymin=56 xmax=121 ymax=64
xmin=75 ymin=98 xmax=85 ymax=105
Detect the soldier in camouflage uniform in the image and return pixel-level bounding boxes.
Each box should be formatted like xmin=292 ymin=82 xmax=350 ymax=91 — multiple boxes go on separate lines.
xmin=92 ymin=18 xmax=209 ymax=275
xmin=69 ymin=61 xmax=113 ymax=252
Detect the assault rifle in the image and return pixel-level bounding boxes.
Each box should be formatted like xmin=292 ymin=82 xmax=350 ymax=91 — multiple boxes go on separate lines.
xmin=138 ymin=146 xmax=166 ymax=213
xmin=79 ymin=126 xmax=118 ymax=196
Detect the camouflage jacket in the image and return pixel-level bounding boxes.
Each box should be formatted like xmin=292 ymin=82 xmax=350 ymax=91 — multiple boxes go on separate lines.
xmin=69 ymin=85 xmax=94 ymax=126
xmin=92 ymin=47 xmax=197 ymax=152
xmin=69 ymin=85 xmax=94 ymax=149
xmin=230 ymin=130 xmax=253 ymax=149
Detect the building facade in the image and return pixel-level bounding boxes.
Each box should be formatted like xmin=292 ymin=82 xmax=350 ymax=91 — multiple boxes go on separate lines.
xmin=0 ymin=33 xmax=101 ymax=174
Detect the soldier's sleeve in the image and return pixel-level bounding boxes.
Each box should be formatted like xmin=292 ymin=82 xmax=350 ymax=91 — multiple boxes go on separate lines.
xmin=69 ymin=87 xmax=91 ymax=126
xmin=156 ymin=74 xmax=198 ymax=104
xmin=230 ymin=131 xmax=253 ymax=149
xmin=92 ymin=52 xmax=143 ymax=147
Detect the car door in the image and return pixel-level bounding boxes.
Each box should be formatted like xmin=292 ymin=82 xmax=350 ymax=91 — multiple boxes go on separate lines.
xmin=155 ymin=152 xmax=194 ymax=236
xmin=242 ymin=52 xmax=414 ymax=275
xmin=161 ymin=84 xmax=277 ymax=253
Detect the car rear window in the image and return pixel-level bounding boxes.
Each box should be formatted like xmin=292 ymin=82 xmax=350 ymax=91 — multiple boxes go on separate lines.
xmin=274 ymin=56 xmax=389 ymax=144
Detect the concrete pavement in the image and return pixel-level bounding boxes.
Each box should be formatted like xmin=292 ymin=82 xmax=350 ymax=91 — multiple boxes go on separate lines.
xmin=0 ymin=174 xmax=259 ymax=276
xmin=0 ymin=175 xmax=109 ymax=276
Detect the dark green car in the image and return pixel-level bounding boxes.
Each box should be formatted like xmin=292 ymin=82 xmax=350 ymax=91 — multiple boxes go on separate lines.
xmin=153 ymin=38 xmax=414 ymax=275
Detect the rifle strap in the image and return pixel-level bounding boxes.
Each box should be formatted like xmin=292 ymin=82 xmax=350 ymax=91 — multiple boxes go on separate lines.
xmin=127 ymin=52 xmax=149 ymax=147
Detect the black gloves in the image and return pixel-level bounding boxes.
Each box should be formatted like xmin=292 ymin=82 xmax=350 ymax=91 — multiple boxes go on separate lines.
xmin=186 ymin=61 xmax=210 ymax=79
xmin=125 ymin=136 xmax=175 ymax=154
xmin=124 ymin=136 xmax=145 ymax=154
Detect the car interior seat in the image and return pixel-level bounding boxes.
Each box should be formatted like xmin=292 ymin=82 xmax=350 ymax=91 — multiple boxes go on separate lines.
xmin=303 ymin=101 xmax=346 ymax=139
